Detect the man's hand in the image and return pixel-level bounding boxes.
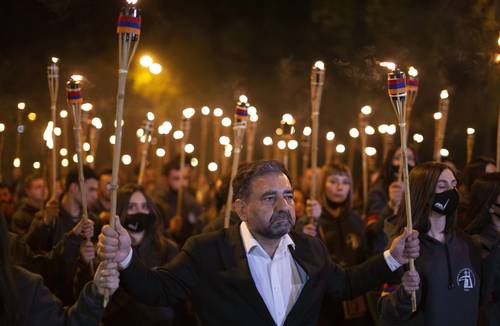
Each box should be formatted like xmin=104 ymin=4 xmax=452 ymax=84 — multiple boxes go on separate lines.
xmin=302 ymin=223 xmax=318 ymax=237
xmin=97 ymin=217 xmax=131 ymax=264
xmin=80 ymin=239 xmax=96 ymax=264
xmin=401 ymin=270 xmax=420 ymax=295
xmin=388 ymin=181 xmax=404 ymax=210
xmin=389 ymin=228 xmax=419 ymax=265
xmin=42 ymin=198 xmax=59 ymax=225
xmin=305 ymin=199 xmax=321 ymax=220
xmin=72 ymin=218 xmax=95 ymax=239
xmin=93 ymin=261 xmax=120 ymax=296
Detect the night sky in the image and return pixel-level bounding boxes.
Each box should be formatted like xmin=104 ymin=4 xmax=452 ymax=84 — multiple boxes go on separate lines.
xmin=1 ymin=0 xmax=499 ymax=180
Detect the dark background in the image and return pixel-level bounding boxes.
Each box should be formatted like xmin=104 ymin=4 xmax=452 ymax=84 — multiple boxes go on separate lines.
xmin=0 ymin=0 xmax=499 ymax=181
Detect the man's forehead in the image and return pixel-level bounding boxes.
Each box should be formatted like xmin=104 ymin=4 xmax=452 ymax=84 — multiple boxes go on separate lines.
xmin=249 ymin=173 xmax=292 ymax=193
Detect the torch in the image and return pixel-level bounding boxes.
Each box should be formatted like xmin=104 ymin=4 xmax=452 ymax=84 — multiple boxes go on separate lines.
xmin=281 ymin=113 xmax=295 ymax=170
xmin=246 ymin=106 xmax=258 ymax=163
xmin=199 ymin=106 xmax=210 ymax=183
xmin=432 ymin=90 xmax=450 ymax=162
xmin=348 ymin=127 xmax=359 ymax=174
xmin=387 ymin=69 xmax=417 ymax=312
xmin=287 ymin=139 xmax=299 ymax=186
xmin=138 ymin=118 xmax=154 ymax=185
xmin=14 ymin=102 xmax=26 ymax=174
xmin=325 ymin=131 xmax=335 ymax=165
xmin=224 ymin=97 xmax=249 ymax=228
xmin=466 ymin=128 xmax=475 ymax=163
xmin=66 ymin=77 xmax=94 ymax=274
xmin=107 ymin=0 xmax=141 ymax=307
xmin=359 ymin=105 xmax=372 ymax=215
xmin=301 ymin=126 xmax=311 ymax=179
xmin=309 ymin=60 xmax=325 ymax=224
xmin=263 ymin=136 xmax=273 ymax=160
xmin=175 ymin=108 xmax=195 ymax=220
xmin=47 ymin=57 xmax=60 ymax=200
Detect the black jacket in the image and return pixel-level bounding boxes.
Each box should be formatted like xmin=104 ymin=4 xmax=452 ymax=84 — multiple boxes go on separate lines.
xmin=10 ymin=199 xmax=40 ymax=236
xmin=13 ymin=266 xmax=104 ymax=326
xmin=120 ymin=223 xmax=395 ymax=326
xmin=379 ymin=231 xmax=482 ymax=326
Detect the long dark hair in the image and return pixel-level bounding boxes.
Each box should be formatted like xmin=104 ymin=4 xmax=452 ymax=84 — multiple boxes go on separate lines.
xmin=398 ymin=162 xmax=457 ymax=234
xmin=377 ymin=146 xmax=418 ymax=195
xmin=0 ymin=214 xmax=20 ymax=324
xmin=462 ymin=157 xmax=496 ymax=192
xmin=116 ymin=184 xmax=168 ymax=253
xmin=320 ymin=163 xmax=353 ymax=210
xmin=466 ymin=172 xmax=500 ymax=234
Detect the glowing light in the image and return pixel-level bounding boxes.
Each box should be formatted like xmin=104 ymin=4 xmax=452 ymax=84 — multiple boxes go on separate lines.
xmin=121 ymin=154 xmax=132 ymax=165
xmin=433 ymin=112 xmax=442 ymax=120
xmin=248 ymin=106 xmax=257 ymax=116
xmin=60 ymin=148 xmax=68 ymax=156
xmin=109 ymin=135 xmax=116 ymax=145
xmin=173 ymin=130 xmax=184 ymax=140
xmin=190 ymin=158 xmax=199 ymax=167
xmin=28 ymin=112 xmax=37 ymax=121
xmin=495 ymin=54 xmax=500 ymax=63
xmin=13 ymin=158 xmax=21 ymax=168
xmin=158 ymin=121 xmax=172 ymax=135
xmin=336 ymin=144 xmax=346 ymax=153
xmin=440 ymin=148 xmax=449 ymax=157
xmin=33 ymin=161 xmax=41 ymax=169
xmin=365 ymin=125 xmax=375 ymax=135
xmin=149 ymin=63 xmax=162 ymax=75
xmin=277 ymin=140 xmax=287 ymax=150
xmin=114 ymin=120 xmax=125 ymax=127
xmin=275 ymin=128 xmax=283 ymax=136
xmin=349 ymin=128 xmax=360 ymax=138
xmin=224 ymin=144 xmax=233 ymax=158
xmin=219 ymin=136 xmax=230 ymax=145
xmin=201 ymin=106 xmax=210 ymax=116
xmin=379 ymin=62 xmax=396 ymax=71
xmin=61 ymin=158 xmax=69 ymax=167
xmin=145 ymin=112 xmax=154 ymax=121
xmin=387 ymin=124 xmax=397 ymax=135
xmin=213 ymin=108 xmax=223 ymax=117
xmin=413 ymin=133 xmax=424 ymax=143
xmin=326 ymin=131 xmax=335 ymax=141
xmin=126 ymin=0 xmax=138 ymax=5
xmin=182 ymin=107 xmax=195 ymax=119
xmin=91 ymin=117 xmax=102 ymax=129
xmin=139 ymin=55 xmax=153 ymax=67
xmin=208 ymin=162 xmax=218 ymax=172
xmin=72 ymin=154 xmax=78 ymax=163
xmin=303 ymin=126 xmax=312 ymax=136
xmin=365 ymin=147 xmax=377 ymax=156
xmin=140 ymin=135 xmax=146 ymax=143
xmin=81 ymin=103 xmax=93 ymax=112
xmin=60 ymin=110 xmax=68 ymax=118
xmin=313 ymin=60 xmax=325 ymax=70
xmin=467 ymin=128 xmax=475 ymax=135
xmin=83 ymin=142 xmax=91 ymax=152
xmin=51 ymin=57 xmax=59 ymax=64
xmin=221 ymin=117 xmax=232 ymax=127
xmin=408 ymin=66 xmax=418 ymax=77
xmin=54 ymin=127 xmax=62 ymax=136
xmin=250 ymin=114 xmax=259 ymax=122
xmin=281 ymin=113 xmax=294 ymax=124
xmin=86 ymin=155 xmax=94 ymax=164
xmin=70 ymin=75 xmax=83 ymax=82
xmin=287 ymin=139 xmax=299 ymax=150
xmin=0 ymin=123 xmax=4 ymax=132
xmin=440 ymin=89 xmax=449 ymax=99
xmin=17 ymin=102 xmax=26 ymax=110
xmin=136 ymin=128 xmax=144 ymax=138
xmin=378 ymin=124 xmax=388 ymax=134
xmin=239 ymin=95 xmax=248 ymax=103
xmin=263 ymin=136 xmax=273 ymax=146
xmin=361 ymin=105 xmax=372 ymax=115
xmin=184 ymin=143 xmax=195 ymax=154
xmin=43 ymin=122 xmax=54 ymax=149
xmin=156 ymin=148 xmax=166 ymax=157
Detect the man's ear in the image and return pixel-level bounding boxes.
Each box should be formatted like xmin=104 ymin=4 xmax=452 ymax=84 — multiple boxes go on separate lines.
xmin=234 ymin=198 xmax=247 ymax=222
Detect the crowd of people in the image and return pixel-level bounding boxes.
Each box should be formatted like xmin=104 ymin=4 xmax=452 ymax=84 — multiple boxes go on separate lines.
xmin=0 ymin=148 xmax=499 ymax=325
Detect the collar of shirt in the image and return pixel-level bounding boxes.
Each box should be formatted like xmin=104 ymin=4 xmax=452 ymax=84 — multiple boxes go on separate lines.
xmin=240 ymin=221 xmax=295 ymax=259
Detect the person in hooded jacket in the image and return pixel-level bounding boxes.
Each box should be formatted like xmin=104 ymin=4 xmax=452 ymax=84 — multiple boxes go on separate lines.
xmin=378 ymin=162 xmax=482 ymax=326
xmin=465 ymin=173 xmax=500 ymax=325
xmin=298 ymin=163 xmax=371 ymax=325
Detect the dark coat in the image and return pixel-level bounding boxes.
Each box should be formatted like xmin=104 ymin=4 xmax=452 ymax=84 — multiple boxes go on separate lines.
xmin=10 ymin=199 xmax=40 ymax=236
xmin=13 ymin=266 xmax=104 ymax=326
xmin=120 ymin=223 xmax=395 ymax=326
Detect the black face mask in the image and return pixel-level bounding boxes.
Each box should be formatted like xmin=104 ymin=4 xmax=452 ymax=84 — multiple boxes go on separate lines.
xmin=431 ymin=188 xmax=459 ymax=215
xmin=123 ymin=213 xmax=154 ymax=232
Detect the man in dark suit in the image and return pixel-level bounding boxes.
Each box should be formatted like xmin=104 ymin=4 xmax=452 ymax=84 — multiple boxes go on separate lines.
xmin=98 ymin=160 xmax=419 ymax=326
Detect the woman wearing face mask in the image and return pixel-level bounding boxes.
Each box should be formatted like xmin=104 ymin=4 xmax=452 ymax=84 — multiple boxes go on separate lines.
xmin=78 ymin=184 xmax=179 ymax=325
xmin=379 ymin=162 xmax=482 ymax=326
xmin=299 ymin=163 xmax=370 ymax=326
xmin=466 ymin=173 xmax=500 ymax=325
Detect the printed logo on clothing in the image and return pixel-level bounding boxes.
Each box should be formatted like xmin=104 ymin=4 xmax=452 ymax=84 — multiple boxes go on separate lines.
xmin=456 ymin=268 xmax=475 ymax=291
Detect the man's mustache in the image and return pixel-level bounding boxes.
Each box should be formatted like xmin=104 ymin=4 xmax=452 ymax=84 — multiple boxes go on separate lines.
xmin=270 ymin=211 xmax=293 ymax=223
